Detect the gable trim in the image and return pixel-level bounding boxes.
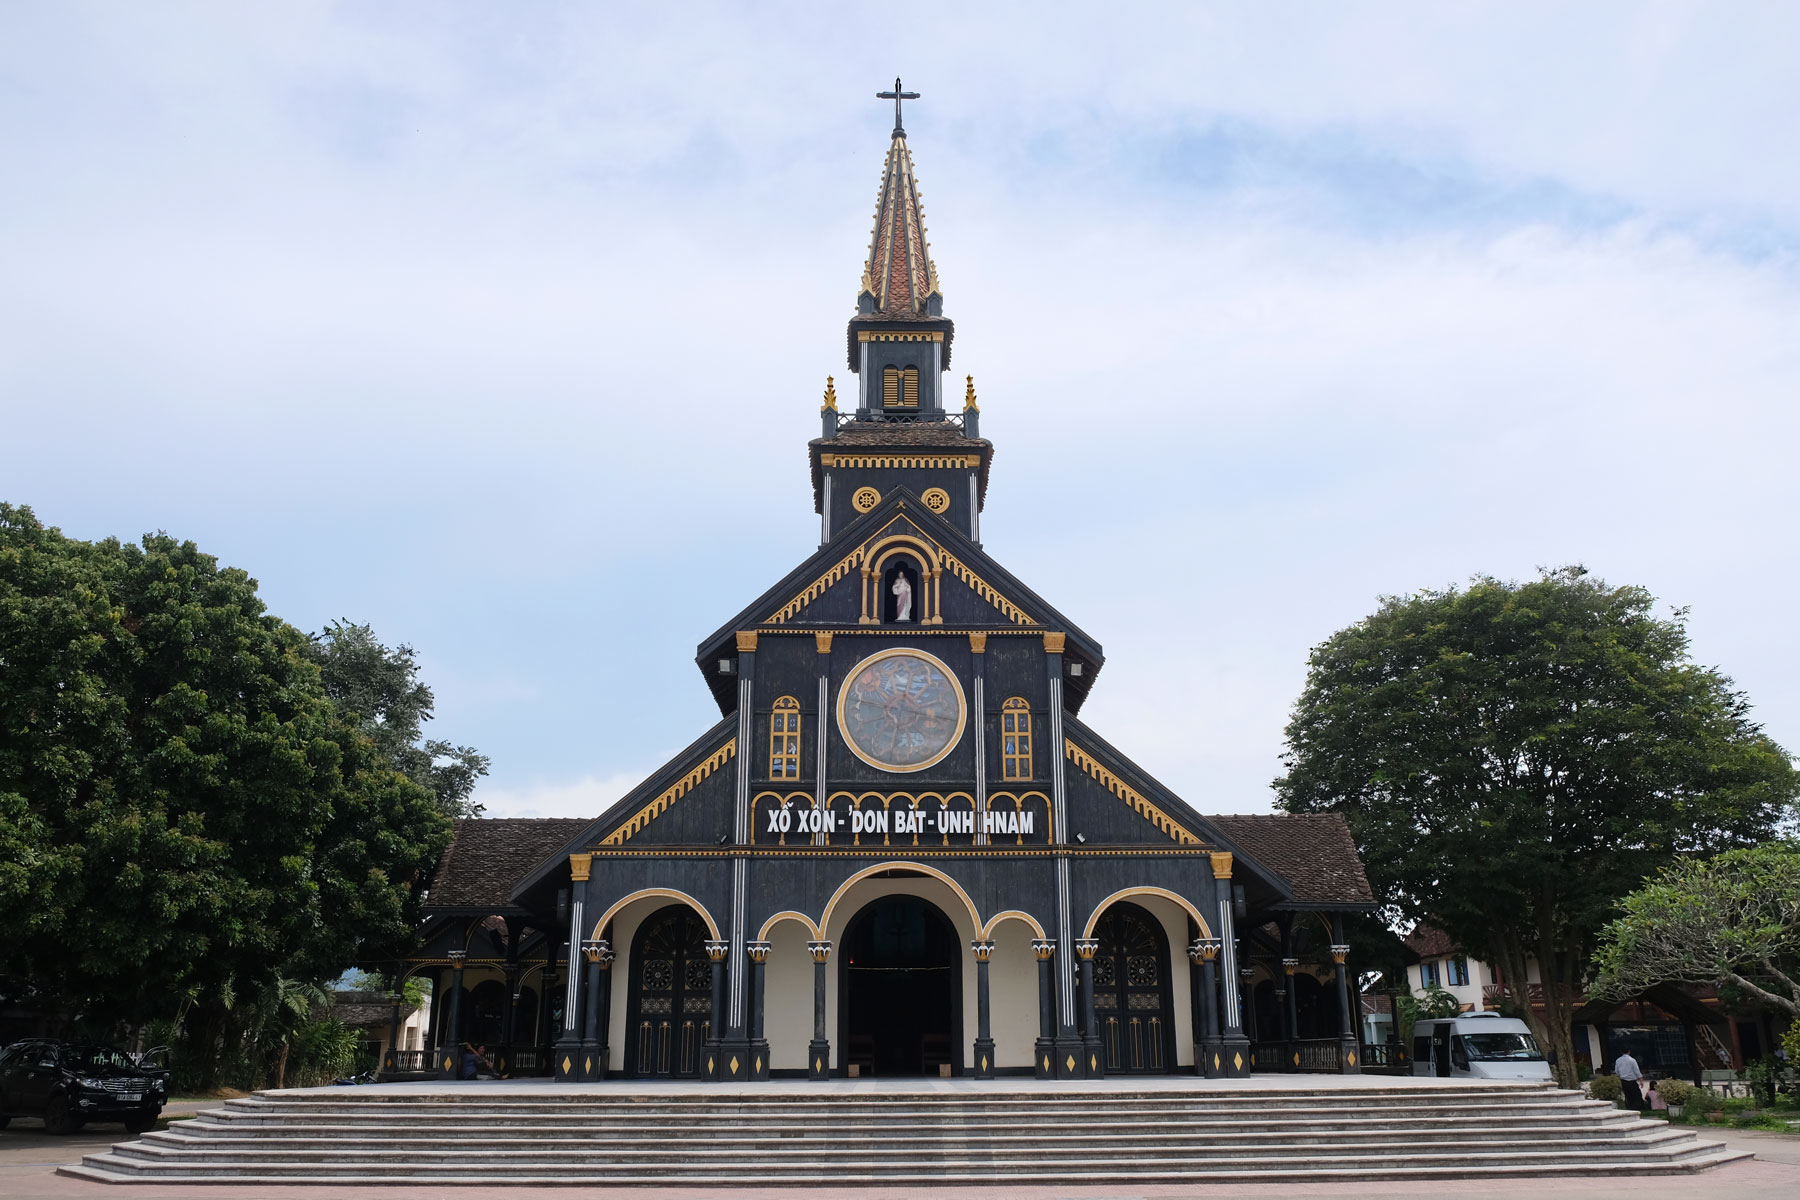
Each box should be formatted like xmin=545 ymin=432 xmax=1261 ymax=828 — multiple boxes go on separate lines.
xmin=769 ymin=545 xmax=866 ymax=624
xmin=1064 ymin=739 xmax=1203 ymax=846
xmin=942 ymin=548 xmax=1038 ymax=626
xmin=599 ymin=739 xmax=737 ymax=846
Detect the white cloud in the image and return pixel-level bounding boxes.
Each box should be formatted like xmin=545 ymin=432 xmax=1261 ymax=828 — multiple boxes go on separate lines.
xmin=473 ymin=770 xmax=649 ymax=821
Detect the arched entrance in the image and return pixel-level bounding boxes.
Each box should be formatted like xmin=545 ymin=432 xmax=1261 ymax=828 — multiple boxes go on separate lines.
xmin=623 ymin=905 xmax=713 ymax=1078
xmin=838 ymin=895 xmax=961 ymax=1076
xmin=1091 ymin=901 xmax=1175 ymax=1074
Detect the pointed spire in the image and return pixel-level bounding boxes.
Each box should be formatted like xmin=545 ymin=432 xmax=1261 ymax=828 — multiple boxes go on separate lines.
xmin=857 ymin=131 xmax=941 ymax=316
xmin=963 ymin=374 xmax=979 ymax=412
xmin=821 ymin=376 xmax=838 ymax=411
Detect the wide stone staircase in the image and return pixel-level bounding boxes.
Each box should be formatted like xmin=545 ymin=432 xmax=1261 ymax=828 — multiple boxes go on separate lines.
xmin=62 ymin=1082 xmax=1747 ymax=1186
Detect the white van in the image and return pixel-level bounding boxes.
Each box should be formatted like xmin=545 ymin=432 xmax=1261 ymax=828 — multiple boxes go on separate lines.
xmin=1411 ymin=1012 xmax=1553 ymax=1081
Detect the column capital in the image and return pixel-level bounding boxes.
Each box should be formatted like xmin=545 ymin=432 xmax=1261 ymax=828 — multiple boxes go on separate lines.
xmin=1209 ymin=850 xmax=1234 ymax=879
xmin=1188 ymin=937 xmax=1221 ymax=963
xmin=568 ymin=852 xmax=592 ymax=882
xmin=1031 ymin=939 xmax=1056 ymax=961
xmin=1238 ymin=966 xmax=1255 ymax=979
xmin=447 ymin=950 xmax=467 ymax=969
xmin=969 ymin=940 xmax=995 ymax=962
xmin=1073 ymin=938 xmax=1100 ymax=961
xmin=581 ymin=938 xmax=613 ymax=966
xmin=746 ymin=941 xmax=772 ymax=964
xmin=1330 ymin=943 xmax=1351 ymax=965
xmin=814 ymin=632 xmax=833 ymax=654
xmin=704 ymin=940 xmax=730 ymax=963
xmin=1042 ymin=632 xmax=1066 ymax=654
xmin=735 ymin=630 xmax=759 ymax=653
xmin=1282 ymin=957 xmax=1300 ymax=975
xmin=807 ymin=940 xmax=833 ymax=963
xmin=968 ymin=632 xmax=987 ymax=654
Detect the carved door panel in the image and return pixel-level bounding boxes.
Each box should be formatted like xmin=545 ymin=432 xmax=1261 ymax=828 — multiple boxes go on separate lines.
xmin=625 ymin=907 xmax=712 ymax=1079
xmin=1093 ymin=903 xmax=1175 ymax=1074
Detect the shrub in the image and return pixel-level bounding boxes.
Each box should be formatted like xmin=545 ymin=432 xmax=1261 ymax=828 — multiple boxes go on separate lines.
xmin=1588 ymin=1074 xmax=1624 ymax=1102
xmin=1656 ymin=1079 xmax=1696 ymax=1108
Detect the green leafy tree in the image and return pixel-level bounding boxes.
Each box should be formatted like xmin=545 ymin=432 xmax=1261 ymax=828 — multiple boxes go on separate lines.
xmin=1394 ymin=984 xmax=1462 ymax=1045
xmin=0 ymin=504 xmax=452 ymax=1077
xmin=1593 ymin=843 xmax=1800 ymax=1018
xmin=1275 ymin=567 xmax=1797 ymax=1086
xmin=304 ymin=620 xmax=488 ymax=818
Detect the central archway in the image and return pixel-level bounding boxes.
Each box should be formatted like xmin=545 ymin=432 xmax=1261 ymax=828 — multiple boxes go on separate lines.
xmin=838 ymin=895 xmax=962 ymax=1077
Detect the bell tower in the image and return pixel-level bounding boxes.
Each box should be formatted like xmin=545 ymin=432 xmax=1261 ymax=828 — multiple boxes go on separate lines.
xmin=810 ymin=80 xmax=991 ymax=545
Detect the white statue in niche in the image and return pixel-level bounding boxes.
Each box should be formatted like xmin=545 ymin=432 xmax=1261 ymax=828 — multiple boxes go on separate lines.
xmin=891 ymin=570 xmax=913 ymax=622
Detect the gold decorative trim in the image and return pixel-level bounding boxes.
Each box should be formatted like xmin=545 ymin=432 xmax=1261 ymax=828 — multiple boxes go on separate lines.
xmin=851 ymin=486 xmax=881 ymax=513
xmin=589 ymin=887 xmax=722 ymax=941
xmin=821 ymin=376 xmax=838 ymax=412
xmin=968 ymin=632 xmax=986 ymax=653
xmin=1210 ymin=850 xmax=1234 ymax=880
xmin=921 ymin=486 xmax=951 ymax=513
xmin=818 ymin=860 xmax=983 ymax=939
xmin=856 ymin=329 xmax=945 ymax=343
xmin=836 ymin=647 xmax=967 ymax=774
xmin=735 ymin=631 xmax=759 ymax=653
xmin=1042 ymin=632 xmax=1066 ymax=653
xmin=963 ymin=375 xmax=979 ymax=413
xmin=599 ymin=740 xmax=737 ymax=845
xmin=768 ymin=546 xmax=865 ymax=625
xmin=1081 ymin=886 xmax=1213 ymax=940
xmin=568 ymin=853 xmax=591 ymax=882
xmin=1064 ymin=741 xmax=1201 ymax=846
xmin=815 ymin=632 xmax=833 ymax=653
xmin=818 ymin=453 xmax=981 ymax=470
xmin=941 ymin=549 xmax=1037 ymax=626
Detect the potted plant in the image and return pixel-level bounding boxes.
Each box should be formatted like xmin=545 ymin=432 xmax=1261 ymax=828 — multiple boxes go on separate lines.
xmin=1658 ymin=1079 xmax=1696 ymax=1118
xmin=1588 ymin=1073 xmax=1625 ymax=1108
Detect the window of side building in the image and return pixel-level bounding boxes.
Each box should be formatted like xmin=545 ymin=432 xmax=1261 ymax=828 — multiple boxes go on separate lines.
xmin=770 ymin=696 xmax=801 ymax=779
xmin=1001 ymin=697 xmax=1032 ymax=779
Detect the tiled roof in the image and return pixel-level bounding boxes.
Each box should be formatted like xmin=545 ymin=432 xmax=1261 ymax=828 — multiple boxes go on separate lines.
xmin=860 ymin=133 xmax=939 ymax=315
xmin=813 ymin=421 xmax=988 ymax=449
xmin=330 ymin=991 xmax=419 ymax=1029
xmin=425 ymin=818 xmax=589 ymax=911
xmin=1205 ymin=814 xmax=1375 ymax=905
xmin=1404 ymin=925 xmax=1458 ymax=958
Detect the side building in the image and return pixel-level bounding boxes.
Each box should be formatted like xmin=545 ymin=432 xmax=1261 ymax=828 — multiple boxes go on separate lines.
xmin=383 ymin=112 xmax=1377 ymax=1083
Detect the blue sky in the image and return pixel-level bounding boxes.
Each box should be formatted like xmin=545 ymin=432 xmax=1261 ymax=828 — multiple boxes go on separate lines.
xmin=5 ymin=3 xmax=1798 ymax=817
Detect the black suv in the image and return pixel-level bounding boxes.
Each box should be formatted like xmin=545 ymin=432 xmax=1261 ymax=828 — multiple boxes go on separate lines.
xmin=0 ymin=1040 xmax=167 ymax=1134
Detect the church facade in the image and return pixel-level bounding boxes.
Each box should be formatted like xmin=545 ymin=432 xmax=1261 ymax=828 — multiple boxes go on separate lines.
xmin=392 ymin=104 xmax=1375 ymax=1085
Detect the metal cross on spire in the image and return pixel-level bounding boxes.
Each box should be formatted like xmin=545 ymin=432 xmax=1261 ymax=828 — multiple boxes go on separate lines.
xmin=876 ymin=77 xmax=919 ymax=137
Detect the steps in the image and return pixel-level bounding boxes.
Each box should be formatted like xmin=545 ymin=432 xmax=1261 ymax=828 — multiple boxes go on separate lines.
xmin=60 ymin=1081 xmax=1749 ymax=1186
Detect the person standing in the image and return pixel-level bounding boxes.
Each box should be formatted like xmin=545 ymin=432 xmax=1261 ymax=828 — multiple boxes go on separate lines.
xmin=1614 ymin=1050 xmax=1645 ymax=1110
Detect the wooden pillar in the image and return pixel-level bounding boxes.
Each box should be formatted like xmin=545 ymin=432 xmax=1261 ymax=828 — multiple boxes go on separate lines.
xmin=808 ymin=940 xmax=832 ymax=1081
xmin=1076 ymin=938 xmax=1102 ymax=1078
xmin=1033 ymin=939 xmax=1056 ymax=1079
xmin=971 ymin=940 xmax=996 ymax=1079
xmin=437 ymin=952 xmax=466 ymax=1079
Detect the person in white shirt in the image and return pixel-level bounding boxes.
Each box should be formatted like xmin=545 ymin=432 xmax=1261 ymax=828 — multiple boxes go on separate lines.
xmin=1614 ymin=1051 xmax=1645 ymax=1110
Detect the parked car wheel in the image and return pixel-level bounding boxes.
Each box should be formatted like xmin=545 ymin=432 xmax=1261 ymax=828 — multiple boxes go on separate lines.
xmin=44 ymin=1094 xmax=82 ymax=1136
xmin=123 ymin=1111 xmax=157 ymax=1134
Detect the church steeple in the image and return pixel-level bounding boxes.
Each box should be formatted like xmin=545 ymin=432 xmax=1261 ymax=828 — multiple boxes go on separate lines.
xmin=846 ymin=80 xmax=955 ymax=417
xmin=812 ymin=90 xmax=989 ymax=546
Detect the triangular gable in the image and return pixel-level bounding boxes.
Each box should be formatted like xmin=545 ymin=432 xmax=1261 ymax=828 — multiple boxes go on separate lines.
xmin=508 ymin=716 xmax=736 ymax=902
xmin=695 ymin=488 xmax=1103 ymax=700
xmin=1060 ymin=714 xmax=1296 ymax=901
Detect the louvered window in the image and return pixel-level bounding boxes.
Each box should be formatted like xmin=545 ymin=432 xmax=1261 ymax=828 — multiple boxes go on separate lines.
xmin=882 ymin=366 xmax=919 ymax=408
xmin=770 ymin=696 xmax=801 ymax=779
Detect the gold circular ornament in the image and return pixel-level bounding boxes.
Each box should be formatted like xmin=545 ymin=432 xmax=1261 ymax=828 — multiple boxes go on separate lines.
xmin=852 ymin=486 xmax=881 ymax=513
xmin=835 ymin=647 xmax=967 ymax=773
xmin=921 ymin=487 xmax=951 ymax=513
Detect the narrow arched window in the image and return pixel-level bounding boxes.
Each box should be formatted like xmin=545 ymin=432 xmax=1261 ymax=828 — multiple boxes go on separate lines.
xmin=770 ymin=696 xmax=801 ymax=779
xmin=1001 ymin=697 xmax=1032 ymax=780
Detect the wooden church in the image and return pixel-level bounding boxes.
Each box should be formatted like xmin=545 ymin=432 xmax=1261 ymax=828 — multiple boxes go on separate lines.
xmin=390 ymin=89 xmax=1375 ymax=1086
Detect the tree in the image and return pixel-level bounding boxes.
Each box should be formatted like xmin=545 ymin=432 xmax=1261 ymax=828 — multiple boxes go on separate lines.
xmin=304 ymin=620 xmax=489 ymax=818
xmin=1592 ymin=842 xmax=1800 ymax=1018
xmin=0 ymin=504 xmax=452 ymax=1075
xmin=1274 ymin=567 xmax=1797 ymax=1086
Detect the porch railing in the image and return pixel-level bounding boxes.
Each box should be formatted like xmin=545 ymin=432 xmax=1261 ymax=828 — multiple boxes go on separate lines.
xmin=1359 ymin=1041 xmax=1411 ymax=1075
xmin=385 ymin=1049 xmax=430 ymax=1073
xmin=1251 ymin=1039 xmax=1353 ymax=1073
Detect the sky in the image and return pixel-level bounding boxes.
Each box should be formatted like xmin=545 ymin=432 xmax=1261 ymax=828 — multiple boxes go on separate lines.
xmin=4 ymin=3 xmax=1798 ymax=820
